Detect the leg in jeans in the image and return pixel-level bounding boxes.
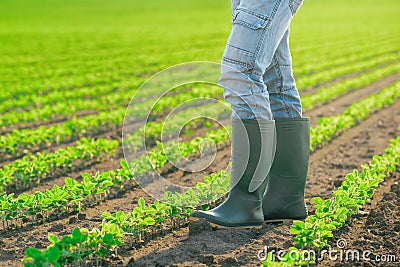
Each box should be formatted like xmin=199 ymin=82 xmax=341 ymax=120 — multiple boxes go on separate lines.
xmin=263 ymin=27 xmax=302 ymax=118
xmin=258 ymin=2 xmax=310 ymax=223
xmin=219 ymin=0 xmax=304 ymax=120
xmin=230 ymin=0 xmax=240 ymax=17
xmin=191 ymin=0 xmax=304 ymax=228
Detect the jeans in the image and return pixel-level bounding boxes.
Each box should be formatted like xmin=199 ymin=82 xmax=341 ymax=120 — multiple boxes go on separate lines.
xmin=218 ymin=0 xmax=303 ymax=120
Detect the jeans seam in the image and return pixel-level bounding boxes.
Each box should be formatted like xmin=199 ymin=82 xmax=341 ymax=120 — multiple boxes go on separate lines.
xmin=226 ymin=44 xmax=254 ymax=56
xmin=288 ymin=2 xmax=295 ymax=15
xmin=250 ymin=0 xmax=282 ymax=76
xmin=222 ymin=56 xmax=252 ymax=70
xmin=282 ymin=85 xmax=297 ymax=92
xmin=280 ymin=91 xmax=292 ymax=118
xmin=274 ymin=55 xmax=283 ymax=91
xmin=236 ymin=7 xmax=270 ymax=20
xmin=288 ymin=0 xmax=302 ymax=15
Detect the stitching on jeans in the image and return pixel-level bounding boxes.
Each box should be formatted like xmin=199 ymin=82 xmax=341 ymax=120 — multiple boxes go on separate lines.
xmin=236 ymin=7 xmax=270 ymax=20
xmin=282 ymin=85 xmax=297 ymax=92
xmin=279 ymin=91 xmax=292 ymax=118
xmin=279 ymin=65 xmax=296 ymax=92
xmin=225 ymin=0 xmax=283 ymax=76
xmin=234 ymin=19 xmax=267 ymax=30
xmin=227 ymin=44 xmax=254 ymax=56
xmin=273 ymin=55 xmax=283 ymax=91
xmin=288 ymin=0 xmax=302 ymax=15
xmin=250 ymin=0 xmax=282 ymax=76
xmin=222 ymin=56 xmax=252 ymax=68
xmin=288 ymin=2 xmax=295 ymax=15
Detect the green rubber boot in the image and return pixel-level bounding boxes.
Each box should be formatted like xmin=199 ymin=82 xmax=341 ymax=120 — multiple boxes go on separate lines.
xmin=262 ymin=117 xmax=310 ymax=223
xmin=191 ymin=119 xmax=276 ymax=228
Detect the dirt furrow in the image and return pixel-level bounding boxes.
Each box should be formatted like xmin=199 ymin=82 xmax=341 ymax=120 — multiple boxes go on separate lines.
xmin=306 ymin=73 xmax=399 ymax=126
xmin=0 ymin=146 xmax=233 ymax=266
xmin=0 ymin=83 xmax=398 ymax=265
xmin=18 ymin=151 xmax=123 ymax=196
xmin=5 ymin=68 xmax=396 ymax=194
xmin=299 ymin=59 xmax=399 ymax=96
xmin=320 ymin=170 xmax=400 ymax=267
xmin=15 ymin=117 xmax=231 ymax=195
xmin=2 ymin=64 xmax=396 ymax=166
xmin=117 ymin=101 xmax=399 ymax=267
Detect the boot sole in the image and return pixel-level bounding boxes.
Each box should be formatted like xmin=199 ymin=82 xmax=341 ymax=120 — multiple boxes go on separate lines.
xmin=190 ymin=216 xmax=263 ymax=229
xmin=264 ymin=219 xmax=293 ymax=225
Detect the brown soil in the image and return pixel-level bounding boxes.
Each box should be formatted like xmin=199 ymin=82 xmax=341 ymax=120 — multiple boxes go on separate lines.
xmin=295 ymin=48 xmax=398 ymax=79
xmin=2 ymin=64 xmax=394 ymax=167
xmin=0 ymin=98 xmax=389 ymax=267
xmin=0 ymin=123 xmax=234 ymax=265
xmin=110 ymin=100 xmax=399 ymax=267
xmin=305 ymin=73 xmax=399 ymax=126
xmin=162 ymin=141 xmax=231 ymax=188
xmin=18 ymin=147 xmax=123 ymax=196
xmin=320 ymin=170 xmax=400 ymax=267
xmin=1 ymin=82 xmax=399 ymax=266
xmin=299 ymin=59 xmax=399 ymax=96
xmin=0 ymin=109 xmax=99 ymax=135
xmin=0 ymin=124 xmax=122 ymax=166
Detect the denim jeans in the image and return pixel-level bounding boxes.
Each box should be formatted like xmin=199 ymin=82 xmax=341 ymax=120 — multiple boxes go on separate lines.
xmin=218 ymin=0 xmax=303 ymax=120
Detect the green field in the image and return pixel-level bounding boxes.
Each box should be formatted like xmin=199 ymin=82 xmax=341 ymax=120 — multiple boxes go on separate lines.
xmin=0 ymin=0 xmax=399 ymax=266
xmin=1 ymin=0 xmax=399 ymax=91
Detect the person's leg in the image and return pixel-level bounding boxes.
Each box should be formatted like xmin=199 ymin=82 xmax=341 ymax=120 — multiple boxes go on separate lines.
xmin=263 ymin=27 xmax=302 ymax=119
xmin=230 ymin=0 xmax=240 ymax=16
xmin=192 ymin=0 xmax=298 ymax=228
xmin=261 ymin=3 xmax=310 ymax=223
xmin=219 ymin=0 xmax=300 ymax=121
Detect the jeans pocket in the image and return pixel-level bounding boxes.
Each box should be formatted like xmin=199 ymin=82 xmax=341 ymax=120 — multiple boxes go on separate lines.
xmin=222 ymin=8 xmax=271 ymax=73
xmin=288 ymin=0 xmax=303 ymax=15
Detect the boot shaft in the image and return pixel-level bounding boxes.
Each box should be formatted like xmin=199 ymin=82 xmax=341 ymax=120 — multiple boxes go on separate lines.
xmin=191 ymin=119 xmax=277 ymax=228
xmin=230 ymin=119 xmax=276 ymax=199
xmin=262 ymin=117 xmax=310 ymax=220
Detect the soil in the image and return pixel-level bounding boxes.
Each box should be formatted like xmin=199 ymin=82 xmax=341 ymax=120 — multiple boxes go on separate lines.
xmin=306 ymin=73 xmax=399 ymax=126
xmin=0 ymin=78 xmax=399 ymax=266
xmin=115 ymin=100 xmax=399 ymax=267
xmin=321 ymin=170 xmax=400 ymax=267
xmin=18 ymin=148 xmax=124 ymax=196
xmin=0 ymin=109 xmax=99 ymax=135
xmin=299 ymin=59 xmax=398 ymax=96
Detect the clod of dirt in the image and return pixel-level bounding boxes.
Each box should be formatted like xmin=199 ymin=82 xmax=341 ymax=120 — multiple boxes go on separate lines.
xmin=219 ymin=256 xmax=239 ymax=265
xmin=126 ymin=258 xmax=135 ymax=267
xmin=383 ymin=240 xmax=394 ymax=248
xmin=393 ymin=223 xmax=400 ymax=232
xmin=68 ymin=217 xmax=77 ymax=224
xmin=90 ymin=215 xmax=103 ymax=222
xmin=49 ymin=213 xmax=60 ymax=221
xmin=390 ymin=183 xmax=399 ymax=194
xmin=188 ymin=218 xmax=213 ymax=235
xmin=333 ymin=179 xmax=342 ymax=188
xmin=48 ymin=223 xmax=64 ymax=232
xmin=198 ymin=254 xmax=215 ymax=264
xmin=77 ymin=213 xmax=87 ymax=220
xmin=34 ymin=241 xmax=46 ymax=249
xmin=282 ymin=240 xmax=292 ymax=249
